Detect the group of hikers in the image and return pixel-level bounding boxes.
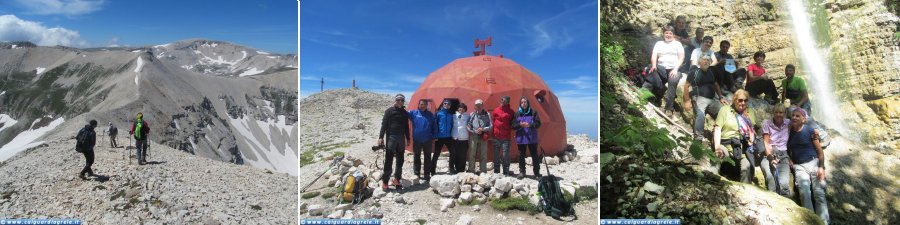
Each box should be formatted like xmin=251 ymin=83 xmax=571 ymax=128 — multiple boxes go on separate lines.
xmin=75 ymin=112 xmax=152 ymax=180
xmin=643 ymin=16 xmax=830 ymax=224
xmin=377 ymin=94 xmax=542 ymax=190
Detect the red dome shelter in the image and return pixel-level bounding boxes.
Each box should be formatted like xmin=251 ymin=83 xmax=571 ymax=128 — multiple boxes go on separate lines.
xmin=407 ymin=37 xmax=567 ymax=160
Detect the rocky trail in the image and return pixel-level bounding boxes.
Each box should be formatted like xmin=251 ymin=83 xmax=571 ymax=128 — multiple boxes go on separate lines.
xmin=299 ymin=88 xmax=600 ymax=224
xmin=0 ymin=130 xmax=297 ymax=224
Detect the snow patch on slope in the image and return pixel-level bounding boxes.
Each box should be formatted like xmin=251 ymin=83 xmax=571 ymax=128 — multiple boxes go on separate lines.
xmin=239 ymin=67 xmax=264 ymax=77
xmin=228 ymin=115 xmax=296 ymax=176
xmin=0 ymin=117 xmax=65 ymax=162
xmin=134 ymin=57 xmax=144 ymax=73
xmin=0 ymin=114 xmax=19 ymax=134
xmin=35 ymin=67 xmax=46 ymax=75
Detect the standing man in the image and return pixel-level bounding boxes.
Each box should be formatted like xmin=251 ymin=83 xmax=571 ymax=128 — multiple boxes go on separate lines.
xmin=431 ymin=99 xmax=454 ymax=174
xmin=378 ymin=94 xmax=410 ymax=190
xmin=491 ymin=96 xmax=515 ymax=176
xmin=467 ymin=99 xmax=492 ymax=175
xmin=77 ymin=120 xmax=98 ymax=180
xmin=107 ymin=122 xmax=118 ymax=148
xmin=408 ymin=99 xmax=435 ymax=181
xmin=130 ymin=112 xmax=151 ymax=165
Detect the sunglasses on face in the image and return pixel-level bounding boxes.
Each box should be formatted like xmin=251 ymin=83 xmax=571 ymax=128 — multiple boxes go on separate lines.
xmin=736 ymin=98 xmax=747 ymax=103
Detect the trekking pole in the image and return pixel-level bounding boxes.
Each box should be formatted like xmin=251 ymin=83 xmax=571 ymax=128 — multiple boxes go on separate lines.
xmin=301 ymin=155 xmax=345 ymax=193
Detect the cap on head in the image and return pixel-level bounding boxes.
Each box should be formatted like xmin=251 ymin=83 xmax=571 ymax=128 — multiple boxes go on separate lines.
xmin=475 ymin=99 xmax=483 ymax=105
xmin=394 ymin=94 xmax=405 ymax=100
xmin=89 ymin=120 xmax=97 ymax=128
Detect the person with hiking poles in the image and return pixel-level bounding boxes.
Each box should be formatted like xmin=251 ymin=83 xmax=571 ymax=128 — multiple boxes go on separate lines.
xmin=76 ymin=120 xmax=98 ymax=180
xmin=107 ymin=122 xmax=118 ymax=148
xmin=787 ymin=108 xmax=829 ymax=224
xmin=512 ymin=96 xmax=541 ymax=179
xmin=378 ymin=94 xmax=410 ymax=191
xmin=761 ymin=104 xmax=792 ymax=197
xmin=408 ymin=99 xmax=436 ymax=181
xmin=491 ymin=96 xmax=515 ymax=177
xmin=130 ymin=112 xmax=151 ymax=165
xmin=466 ymin=99 xmax=492 ymax=175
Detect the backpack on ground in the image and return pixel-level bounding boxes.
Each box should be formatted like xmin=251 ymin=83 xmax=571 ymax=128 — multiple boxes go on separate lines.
xmin=340 ymin=170 xmax=369 ymax=204
xmin=75 ymin=128 xmax=90 ymax=153
xmin=537 ymin=147 xmax=576 ymax=219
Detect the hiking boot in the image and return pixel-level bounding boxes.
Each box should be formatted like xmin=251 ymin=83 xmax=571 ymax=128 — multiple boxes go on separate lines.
xmin=391 ymin=178 xmax=403 ymax=190
xmin=78 ymin=173 xmax=87 ymax=180
xmin=665 ymin=110 xmax=674 ymax=118
xmin=423 ymin=176 xmax=431 ymax=184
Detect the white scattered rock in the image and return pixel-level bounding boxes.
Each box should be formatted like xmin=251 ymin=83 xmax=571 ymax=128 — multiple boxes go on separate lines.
xmin=561 ymin=183 xmax=577 ymax=198
xmin=308 ymin=205 xmax=324 ymax=216
xmin=493 ymin=177 xmax=513 ymax=193
xmin=372 ymin=188 xmax=387 ymax=199
xmin=430 ymin=175 xmax=461 ymax=197
xmin=393 ymin=195 xmax=406 ymax=204
xmin=327 ymin=209 xmax=344 ymax=219
xmin=472 ymin=184 xmax=484 ymax=193
xmin=529 ymin=192 xmax=540 ymax=206
xmin=457 ymin=173 xmax=479 ymax=184
xmin=460 ymin=184 xmax=472 ymax=192
xmin=579 ymin=155 xmax=597 ymax=164
xmin=544 ymin=156 xmax=560 ymax=165
xmin=456 ymin=214 xmax=475 ymax=225
xmin=342 ymin=210 xmax=354 ymax=219
xmin=458 ymin=192 xmax=473 ymax=204
xmin=473 ymin=205 xmax=481 ymax=212
xmin=488 ymin=189 xmax=505 ymax=199
xmin=513 ymin=183 xmax=525 ymax=192
xmin=440 ymin=198 xmax=456 ymax=212
xmin=643 ymin=181 xmax=665 ymax=194
xmin=333 ymin=203 xmax=351 ymax=211
xmin=510 ymin=190 xmax=522 ymax=198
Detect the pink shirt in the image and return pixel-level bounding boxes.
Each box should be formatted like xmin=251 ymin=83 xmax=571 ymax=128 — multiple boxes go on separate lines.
xmin=762 ymin=118 xmax=790 ymax=151
xmin=747 ymin=63 xmax=766 ymax=77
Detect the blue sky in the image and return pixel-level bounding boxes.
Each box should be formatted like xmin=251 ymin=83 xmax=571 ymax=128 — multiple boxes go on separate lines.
xmin=0 ymin=0 xmax=297 ymax=54
xmin=300 ymin=0 xmax=599 ymax=138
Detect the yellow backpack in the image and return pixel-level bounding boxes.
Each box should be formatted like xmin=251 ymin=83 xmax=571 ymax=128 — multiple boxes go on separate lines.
xmin=341 ymin=171 xmax=369 ymax=204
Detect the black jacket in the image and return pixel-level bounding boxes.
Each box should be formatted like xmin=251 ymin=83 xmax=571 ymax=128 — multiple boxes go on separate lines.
xmin=79 ymin=125 xmax=97 ymax=152
xmin=379 ymin=105 xmax=410 ymax=142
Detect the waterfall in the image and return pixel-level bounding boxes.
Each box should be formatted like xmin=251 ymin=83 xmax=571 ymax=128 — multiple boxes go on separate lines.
xmin=786 ymin=0 xmax=849 ymax=135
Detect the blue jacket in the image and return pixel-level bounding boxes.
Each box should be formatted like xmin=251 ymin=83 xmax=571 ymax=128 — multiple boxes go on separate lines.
xmin=434 ymin=108 xmax=454 ymax=138
xmin=408 ymin=109 xmax=436 ymax=143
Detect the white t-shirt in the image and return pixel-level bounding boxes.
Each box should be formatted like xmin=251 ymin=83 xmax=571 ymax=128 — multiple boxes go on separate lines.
xmin=690 ymin=48 xmax=718 ymax=66
xmin=653 ymin=40 xmax=683 ymax=70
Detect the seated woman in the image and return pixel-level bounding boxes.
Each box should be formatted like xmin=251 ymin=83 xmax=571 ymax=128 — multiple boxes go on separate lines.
xmin=645 ymin=25 xmax=684 ymax=116
xmin=760 ymin=105 xmax=791 ymax=197
xmin=713 ymin=89 xmax=756 ymax=183
xmin=787 ymin=108 xmax=829 ymax=224
xmin=745 ymin=51 xmax=779 ymax=104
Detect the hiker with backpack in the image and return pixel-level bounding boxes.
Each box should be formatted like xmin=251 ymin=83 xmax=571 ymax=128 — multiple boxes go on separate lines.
xmin=378 ymin=94 xmax=410 ymax=191
xmin=491 ymin=96 xmax=515 ymax=177
xmin=107 ymin=122 xmax=118 ymax=148
xmin=76 ymin=120 xmax=98 ymax=180
xmin=130 ymin=112 xmax=151 ymax=165
xmin=466 ymin=99 xmax=492 ymax=175
xmin=512 ymin=96 xmax=541 ymax=179
xmin=787 ymin=108 xmax=830 ymax=224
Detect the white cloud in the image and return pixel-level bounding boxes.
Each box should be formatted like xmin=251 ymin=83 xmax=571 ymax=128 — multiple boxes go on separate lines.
xmin=106 ymin=36 xmax=119 ymax=47
xmin=14 ymin=0 xmax=104 ymax=16
xmin=527 ymin=1 xmax=596 ymax=57
xmin=552 ymin=75 xmax=597 ymax=90
xmin=0 ymin=15 xmax=88 ymax=47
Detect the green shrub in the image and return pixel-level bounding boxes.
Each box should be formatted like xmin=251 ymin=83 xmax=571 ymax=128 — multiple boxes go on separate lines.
xmin=490 ymin=197 xmax=540 ymax=215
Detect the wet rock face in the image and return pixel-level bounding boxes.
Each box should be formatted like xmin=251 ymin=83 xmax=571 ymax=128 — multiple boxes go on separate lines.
xmin=823 ymin=0 xmax=900 ymax=148
xmin=605 ymin=0 xmax=900 ymax=147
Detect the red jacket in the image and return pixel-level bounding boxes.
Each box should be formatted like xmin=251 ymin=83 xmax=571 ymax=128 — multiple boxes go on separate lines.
xmin=491 ymin=105 xmax=515 ymax=139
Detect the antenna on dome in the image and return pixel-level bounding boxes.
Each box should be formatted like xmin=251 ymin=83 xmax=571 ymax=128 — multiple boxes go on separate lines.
xmin=473 ymin=37 xmax=492 ymax=56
